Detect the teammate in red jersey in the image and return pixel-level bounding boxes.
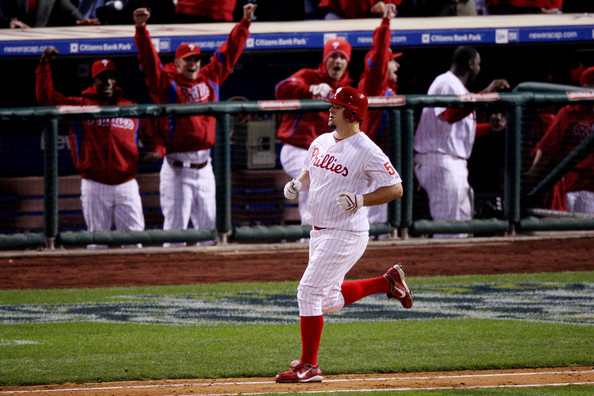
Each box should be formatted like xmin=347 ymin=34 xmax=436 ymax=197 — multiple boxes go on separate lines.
xmin=133 ymin=3 xmax=256 ymax=244
xmin=526 ymin=67 xmax=594 ymax=214
xmin=36 ymin=47 xmax=163 ymax=244
xmin=358 ymin=3 xmax=401 ymax=226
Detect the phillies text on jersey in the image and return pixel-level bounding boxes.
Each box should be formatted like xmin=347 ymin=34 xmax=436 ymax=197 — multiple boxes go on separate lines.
xmin=303 ymin=132 xmax=401 ymax=231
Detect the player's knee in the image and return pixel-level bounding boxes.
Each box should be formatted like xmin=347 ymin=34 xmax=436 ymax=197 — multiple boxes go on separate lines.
xmin=321 ymin=295 xmax=344 ymax=313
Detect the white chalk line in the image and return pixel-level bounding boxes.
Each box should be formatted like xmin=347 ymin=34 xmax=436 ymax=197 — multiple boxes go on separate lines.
xmin=175 ymin=382 xmax=594 ymax=396
xmin=1 ymin=369 xmax=592 ymax=394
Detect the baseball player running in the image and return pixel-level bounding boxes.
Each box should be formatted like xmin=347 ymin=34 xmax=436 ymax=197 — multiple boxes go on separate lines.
xmin=133 ymin=3 xmax=256 ymax=245
xmin=276 ymin=87 xmax=413 ymax=384
xmin=36 ymin=47 xmax=163 ymax=246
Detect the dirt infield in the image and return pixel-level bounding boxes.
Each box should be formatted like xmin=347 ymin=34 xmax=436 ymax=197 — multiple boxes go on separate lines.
xmin=1 ymin=367 xmax=593 ymax=395
xmin=1 ymin=233 xmax=593 ymax=394
xmin=1 ymin=233 xmax=592 ymax=289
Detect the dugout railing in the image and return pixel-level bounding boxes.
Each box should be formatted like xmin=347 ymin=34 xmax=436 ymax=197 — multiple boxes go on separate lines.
xmin=0 ymin=90 xmax=593 ymax=249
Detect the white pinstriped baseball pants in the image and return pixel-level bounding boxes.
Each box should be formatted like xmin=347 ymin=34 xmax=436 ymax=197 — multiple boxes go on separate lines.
xmin=81 ymin=178 xmax=145 ymax=232
xmin=297 ymin=228 xmax=369 ymax=317
xmin=159 ymin=157 xmax=216 ymax=232
xmin=414 ymin=152 xmax=471 ymax=238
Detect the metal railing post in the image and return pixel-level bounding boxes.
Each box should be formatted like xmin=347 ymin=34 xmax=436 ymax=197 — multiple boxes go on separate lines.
xmin=504 ymin=103 xmax=523 ymax=236
xmin=399 ymin=108 xmax=415 ymax=239
xmin=387 ymin=109 xmax=401 ymax=233
xmin=43 ymin=118 xmax=59 ymax=249
xmin=214 ymin=113 xmax=232 ymax=243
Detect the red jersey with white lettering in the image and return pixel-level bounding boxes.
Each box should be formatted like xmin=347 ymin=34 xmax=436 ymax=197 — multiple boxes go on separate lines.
xmin=536 ymin=103 xmax=594 ymax=193
xmin=35 ymin=63 xmax=159 ymax=185
xmin=134 ymin=18 xmax=251 ymax=154
xmin=275 ymin=65 xmax=353 ymax=150
xmin=303 ymin=131 xmax=401 ymax=231
xmin=358 ymin=17 xmax=398 ymax=152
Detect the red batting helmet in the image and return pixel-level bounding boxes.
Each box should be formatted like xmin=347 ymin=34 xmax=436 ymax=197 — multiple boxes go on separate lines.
xmin=325 ymin=87 xmax=368 ymax=122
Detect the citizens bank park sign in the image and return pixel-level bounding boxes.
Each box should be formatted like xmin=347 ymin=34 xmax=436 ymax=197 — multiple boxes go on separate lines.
xmin=2 ymin=23 xmax=593 ymax=58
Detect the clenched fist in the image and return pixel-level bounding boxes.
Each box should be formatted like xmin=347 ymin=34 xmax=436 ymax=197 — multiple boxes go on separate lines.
xmin=336 ymin=192 xmax=364 ymax=213
xmin=284 ymin=179 xmax=302 ymax=200
xmin=309 ymin=83 xmax=333 ymax=99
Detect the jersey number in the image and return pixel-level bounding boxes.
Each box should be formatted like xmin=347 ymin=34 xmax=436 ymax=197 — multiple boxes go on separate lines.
xmin=384 ymin=162 xmax=396 ymax=175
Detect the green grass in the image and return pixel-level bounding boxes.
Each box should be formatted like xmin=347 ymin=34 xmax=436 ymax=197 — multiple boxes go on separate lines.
xmin=0 ymin=271 xmax=592 ymax=387
xmin=0 ymin=319 xmax=591 ymax=385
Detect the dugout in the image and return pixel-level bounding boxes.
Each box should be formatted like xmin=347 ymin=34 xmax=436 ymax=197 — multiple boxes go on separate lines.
xmin=0 ymin=14 xmax=593 ymax=247
xmin=1 ymin=13 xmax=594 ymax=177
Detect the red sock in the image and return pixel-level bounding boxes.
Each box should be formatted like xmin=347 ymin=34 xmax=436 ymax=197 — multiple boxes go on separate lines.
xmin=341 ymin=277 xmax=391 ymax=306
xmin=300 ymin=315 xmax=324 ymax=365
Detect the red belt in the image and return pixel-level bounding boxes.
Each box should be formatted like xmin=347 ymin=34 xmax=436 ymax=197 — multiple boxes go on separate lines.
xmin=313 ymin=226 xmax=326 ymax=230
xmin=172 ymin=160 xmax=208 ymax=170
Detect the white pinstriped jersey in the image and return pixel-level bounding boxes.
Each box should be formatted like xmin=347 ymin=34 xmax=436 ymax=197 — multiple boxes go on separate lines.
xmin=302 ymin=131 xmax=401 ymax=231
xmin=414 ymin=71 xmax=476 ymax=159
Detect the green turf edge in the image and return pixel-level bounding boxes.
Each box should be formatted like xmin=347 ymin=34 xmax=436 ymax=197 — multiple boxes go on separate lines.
xmin=0 ymin=318 xmax=592 ymax=386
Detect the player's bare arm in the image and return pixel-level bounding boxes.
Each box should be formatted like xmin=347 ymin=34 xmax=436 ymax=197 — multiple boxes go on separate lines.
xmin=364 ymin=183 xmax=403 ymax=206
xmin=337 ymin=184 xmax=402 ymax=213
xmin=482 ymin=78 xmax=510 ymax=93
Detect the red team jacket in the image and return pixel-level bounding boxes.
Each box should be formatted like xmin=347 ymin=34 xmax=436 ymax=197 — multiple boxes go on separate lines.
xmin=486 ymin=0 xmax=562 ymax=9
xmin=175 ymin=0 xmax=236 ymax=22
xmin=536 ymin=103 xmax=594 ymax=194
xmin=35 ymin=63 xmax=157 ymax=185
xmin=358 ymin=17 xmax=399 ymax=152
xmin=275 ymin=63 xmax=353 ymax=150
xmin=318 ymin=0 xmax=401 ymax=19
xmin=134 ymin=18 xmax=251 ymax=155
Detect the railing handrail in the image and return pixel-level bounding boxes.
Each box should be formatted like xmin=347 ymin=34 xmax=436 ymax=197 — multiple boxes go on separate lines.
xmin=2 ymin=90 xmax=594 ymax=121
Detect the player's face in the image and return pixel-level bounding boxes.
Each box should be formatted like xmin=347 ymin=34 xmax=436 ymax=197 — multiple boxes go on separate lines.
xmin=94 ymin=71 xmax=117 ymax=100
xmin=176 ymin=55 xmax=202 ymax=81
xmin=328 ymin=103 xmax=345 ymax=129
xmin=325 ymin=54 xmax=349 ymax=81
xmin=388 ymin=59 xmax=400 ymax=83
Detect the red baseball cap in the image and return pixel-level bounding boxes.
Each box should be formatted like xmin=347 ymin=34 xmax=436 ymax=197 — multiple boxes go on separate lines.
xmin=390 ymin=49 xmax=403 ymax=59
xmin=175 ymin=42 xmax=203 ymax=60
xmin=323 ymin=39 xmax=351 ymax=63
xmin=91 ymin=59 xmax=118 ymax=79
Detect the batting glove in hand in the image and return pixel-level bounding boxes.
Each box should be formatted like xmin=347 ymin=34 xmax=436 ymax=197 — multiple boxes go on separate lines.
xmin=309 ymin=83 xmax=333 ymax=99
xmin=336 ymin=192 xmax=364 ymax=213
xmin=284 ymin=179 xmax=302 ymax=200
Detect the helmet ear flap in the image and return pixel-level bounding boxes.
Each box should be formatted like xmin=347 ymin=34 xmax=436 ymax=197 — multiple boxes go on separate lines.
xmin=343 ymin=108 xmax=357 ymax=123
